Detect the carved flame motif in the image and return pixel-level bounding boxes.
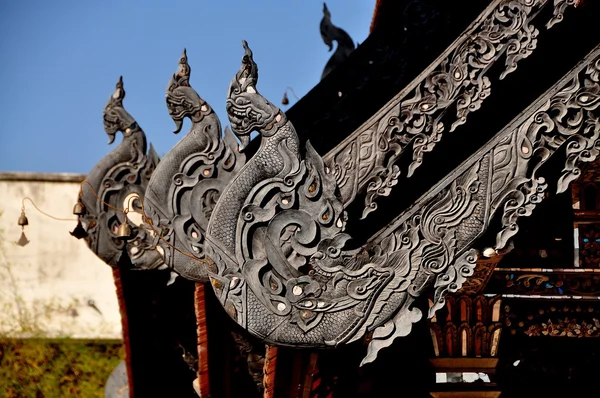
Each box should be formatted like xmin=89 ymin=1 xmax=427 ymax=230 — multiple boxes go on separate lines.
xmin=139 ymin=49 xmax=246 ymax=281
xmin=203 ymin=43 xmax=600 ymax=365
xmin=75 ymin=77 xmax=163 ymax=269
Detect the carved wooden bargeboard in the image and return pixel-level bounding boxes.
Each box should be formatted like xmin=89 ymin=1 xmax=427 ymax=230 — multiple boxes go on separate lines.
xmin=68 ymin=0 xmax=600 ymax=396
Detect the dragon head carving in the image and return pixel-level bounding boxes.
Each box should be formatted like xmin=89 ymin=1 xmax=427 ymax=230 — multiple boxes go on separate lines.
xmin=226 ymin=41 xmax=285 ymax=150
xmin=74 ymin=77 xmax=163 ymax=270
xmin=166 ymin=49 xmax=214 ymax=135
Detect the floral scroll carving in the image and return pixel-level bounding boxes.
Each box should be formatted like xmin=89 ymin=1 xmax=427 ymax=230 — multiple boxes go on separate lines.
xmin=320 ymin=0 xmax=578 ymax=219
xmin=504 ymin=301 xmax=600 ymax=338
xmin=195 ymin=38 xmax=600 ymax=367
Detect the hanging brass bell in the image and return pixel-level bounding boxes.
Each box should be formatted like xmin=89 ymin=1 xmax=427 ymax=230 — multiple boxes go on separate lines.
xmin=16 ymin=231 xmax=30 ymax=247
xmin=18 ymin=211 xmax=29 ymax=227
xmin=281 ymin=92 xmax=289 ymax=106
xmin=116 ymin=221 xmax=132 ymax=240
xmin=73 ymin=201 xmax=86 ymax=216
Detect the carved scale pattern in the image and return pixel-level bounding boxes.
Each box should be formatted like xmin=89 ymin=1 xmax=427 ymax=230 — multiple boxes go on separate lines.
xmin=75 ymin=77 xmax=163 ymax=269
xmin=320 ymin=0 xmax=576 ymax=219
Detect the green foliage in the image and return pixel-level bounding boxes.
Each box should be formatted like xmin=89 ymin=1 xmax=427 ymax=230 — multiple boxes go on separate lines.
xmin=0 ymin=338 xmax=123 ymax=398
xmin=0 ymin=208 xmax=125 ymax=397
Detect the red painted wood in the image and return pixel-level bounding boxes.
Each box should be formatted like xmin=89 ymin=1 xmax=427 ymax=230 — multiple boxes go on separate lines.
xmin=195 ymin=282 xmax=211 ymax=397
xmin=112 ymin=268 xmax=135 ymax=398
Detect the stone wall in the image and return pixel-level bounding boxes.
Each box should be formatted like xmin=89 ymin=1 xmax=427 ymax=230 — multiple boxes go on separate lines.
xmin=0 ymin=172 xmax=121 ymax=339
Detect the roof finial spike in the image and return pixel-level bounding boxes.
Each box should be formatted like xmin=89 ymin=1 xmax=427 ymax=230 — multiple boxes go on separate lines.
xmin=104 ymin=75 xmax=137 ymax=142
xmin=180 ymin=48 xmax=188 ymax=65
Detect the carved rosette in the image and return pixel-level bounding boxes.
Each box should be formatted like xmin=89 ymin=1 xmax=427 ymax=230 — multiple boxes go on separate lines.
xmin=76 ymin=77 xmax=163 ymax=269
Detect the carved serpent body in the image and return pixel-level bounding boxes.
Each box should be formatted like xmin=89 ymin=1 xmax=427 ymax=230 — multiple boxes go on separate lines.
xmin=141 ymin=49 xmax=245 ymax=281
xmin=204 ymin=41 xmax=600 ymax=367
xmin=205 ymin=42 xmax=408 ymax=351
xmin=75 ymin=77 xmax=163 ymax=269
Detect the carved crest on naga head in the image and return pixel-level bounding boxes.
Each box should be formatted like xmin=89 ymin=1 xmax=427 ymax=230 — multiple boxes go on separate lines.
xmin=73 ymin=77 xmax=163 ymax=270
xmin=226 ymin=41 xmax=286 ymax=149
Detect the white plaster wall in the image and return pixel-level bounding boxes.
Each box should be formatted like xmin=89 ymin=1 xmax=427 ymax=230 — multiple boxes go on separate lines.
xmin=0 ymin=173 xmax=122 ymax=339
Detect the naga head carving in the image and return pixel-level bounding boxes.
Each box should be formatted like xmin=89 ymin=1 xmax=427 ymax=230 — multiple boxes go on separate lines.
xmin=104 ymin=76 xmax=138 ymax=144
xmin=321 ymin=3 xmax=334 ymax=51
xmin=74 ymin=77 xmax=163 ymax=270
xmin=166 ymin=49 xmax=213 ymax=134
xmin=320 ymin=2 xmax=355 ymax=80
xmin=226 ymin=41 xmax=285 ymax=149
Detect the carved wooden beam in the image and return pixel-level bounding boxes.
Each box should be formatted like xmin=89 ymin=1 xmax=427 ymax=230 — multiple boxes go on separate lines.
xmin=487 ymin=268 xmax=600 ymax=296
xmin=359 ymin=43 xmax=600 ymax=362
xmin=202 ymin=37 xmax=600 ymax=367
xmin=322 ymin=0 xmax=578 ymax=217
xmin=503 ymin=299 xmax=600 ymax=337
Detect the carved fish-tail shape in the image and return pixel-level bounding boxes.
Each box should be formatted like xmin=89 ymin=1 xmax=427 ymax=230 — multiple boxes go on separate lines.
xmin=74 ymin=77 xmax=163 ymax=269
xmin=320 ymin=2 xmax=355 ymax=80
xmin=140 ymin=49 xmax=245 ymax=281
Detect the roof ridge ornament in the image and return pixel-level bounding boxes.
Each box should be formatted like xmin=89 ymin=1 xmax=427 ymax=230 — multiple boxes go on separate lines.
xmin=74 ymin=76 xmax=163 ymax=270
xmin=202 ymin=41 xmax=600 ymax=367
xmin=320 ymin=2 xmax=356 ymax=80
xmin=139 ymin=48 xmax=246 ymax=282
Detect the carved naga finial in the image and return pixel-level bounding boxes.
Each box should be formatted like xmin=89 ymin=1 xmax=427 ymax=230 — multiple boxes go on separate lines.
xmin=139 ymin=48 xmax=245 ymax=281
xmin=226 ymin=41 xmax=285 ymax=149
xmin=206 ymin=43 xmax=482 ymax=369
xmin=166 ymin=49 xmax=216 ymax=137
xmin=74 ymin=76 xmax=162 ymax=269
xmin=320 ymin=2 xmax=356 ymax=79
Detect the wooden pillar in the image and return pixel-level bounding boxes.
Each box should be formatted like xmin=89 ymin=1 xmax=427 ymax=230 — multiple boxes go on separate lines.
xmin=428 ymin=294 xmax=503 ymax=398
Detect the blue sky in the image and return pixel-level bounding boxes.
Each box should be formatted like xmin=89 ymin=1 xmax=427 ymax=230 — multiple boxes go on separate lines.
xmin=0 ymin=0 xmax=375 ymax=173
